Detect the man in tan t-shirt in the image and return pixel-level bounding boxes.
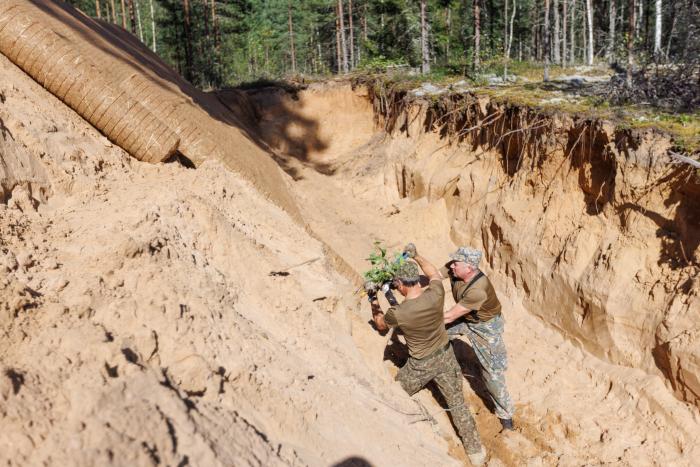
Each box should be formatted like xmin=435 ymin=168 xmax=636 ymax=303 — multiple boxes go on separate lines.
xmin=369 ymin=244 xmax=486 ymax=466
xmin=442 ymin=246 xmax=516 ymax=431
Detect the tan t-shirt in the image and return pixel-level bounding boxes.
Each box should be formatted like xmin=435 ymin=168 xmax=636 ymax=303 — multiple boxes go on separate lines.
xmin=384 ymin=279 xmax=449 ymax=359
xmin=450 ymin=272 xmax=502 ymax=323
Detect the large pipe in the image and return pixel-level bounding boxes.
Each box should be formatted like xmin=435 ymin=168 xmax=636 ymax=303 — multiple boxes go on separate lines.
xmin=0 ymin=1 xmax=179 ymax=163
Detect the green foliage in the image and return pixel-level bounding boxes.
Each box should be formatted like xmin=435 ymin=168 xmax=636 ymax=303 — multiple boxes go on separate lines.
xmin=356 ymin=55 xmax=409 ymax=73
xmin=363 ymin=242 xmax=406 ymax=284
xmin=66 ymin=0 xmax=699 ymax=101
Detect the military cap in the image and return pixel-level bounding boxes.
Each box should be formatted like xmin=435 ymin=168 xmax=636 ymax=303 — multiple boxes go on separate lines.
xmin=449 ymin=246 xmax=482 ymax=267
xmin=394 ymin=260 xmax=420 ymax=282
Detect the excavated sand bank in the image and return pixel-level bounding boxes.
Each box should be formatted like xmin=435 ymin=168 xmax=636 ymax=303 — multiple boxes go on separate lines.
xmin=247 ymin=80 xmax=700 ymax=408
xmin=244 ymin=81 xmax=700 ymax=464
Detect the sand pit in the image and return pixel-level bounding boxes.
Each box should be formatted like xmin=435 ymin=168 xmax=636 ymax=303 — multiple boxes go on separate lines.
xmin=1 ymin=5 xmax=699 ymax=465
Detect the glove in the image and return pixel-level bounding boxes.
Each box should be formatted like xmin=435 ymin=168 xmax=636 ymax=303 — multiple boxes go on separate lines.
xmin=384 ymin=290 xmax=398 ymax=306
xmin=364 ymin=281 xmax=378 ymax=302
xmin=403 ymin=243 xmax=417 ymax=259
xmin=381 ymin=282 xmax=398 ymax=306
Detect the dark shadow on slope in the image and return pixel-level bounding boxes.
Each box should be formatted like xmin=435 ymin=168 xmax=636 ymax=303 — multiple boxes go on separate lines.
xmin=451 ymin=339 xmax=497 ymax=415
xmin=332 ymin=457 xmax=374 ymax=467
xmin=381 ymin=333 xmax=496 ymax=415
xmin=383 ymin=329 xmax=409 ymax=367
xmin=238 ymin=85 xmax=335 ymax=178
xmin=567 ymin=122 xmax=617 ymax=215
xmin=616 ymin=168 xmax=699 ymax=269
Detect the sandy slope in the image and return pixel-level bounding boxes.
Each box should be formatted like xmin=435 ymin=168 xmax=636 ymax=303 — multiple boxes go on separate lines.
xmin=0 ymin=55 xmax=462 ymax=466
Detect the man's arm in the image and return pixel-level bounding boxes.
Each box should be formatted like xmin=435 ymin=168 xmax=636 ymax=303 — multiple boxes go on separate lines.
xmin=403 ymin=243 xmax=441 ymax=281
xmin=445 ymin=288 xmax=487 ymax=324
xmin=444 ymin=302 xmax=469 ymax=324
xmin=413 ymin=254 xmax=441 ymax=281
xmin=370 ymin=298 xmax=389 ymax=332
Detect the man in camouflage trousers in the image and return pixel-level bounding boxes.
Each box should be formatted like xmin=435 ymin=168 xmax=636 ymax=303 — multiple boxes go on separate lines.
xmin=442 ymin=246 xmax=516 ymax=431
xmin=369 ymin=244 xmax=487 ymax=466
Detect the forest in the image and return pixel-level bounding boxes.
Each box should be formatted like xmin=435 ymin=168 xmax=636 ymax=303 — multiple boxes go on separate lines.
xmin=62 ymin=0 xmax=699 ymax=120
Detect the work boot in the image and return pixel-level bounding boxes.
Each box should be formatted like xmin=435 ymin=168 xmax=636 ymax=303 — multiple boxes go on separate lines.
xmin=467 ymin=446 xmax=487 ymax=466
xmin=499 ymin=418 xmax=514 ymax=431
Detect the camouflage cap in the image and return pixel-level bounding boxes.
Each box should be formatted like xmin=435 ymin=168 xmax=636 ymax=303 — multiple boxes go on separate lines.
xmin=449 ymin=247 xmax=482 ymax=267
xmin=394 ymin=260 xmax=420 ymax=282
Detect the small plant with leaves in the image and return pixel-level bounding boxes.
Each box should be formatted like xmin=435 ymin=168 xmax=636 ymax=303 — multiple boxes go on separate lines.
xmin=363 ymin=242 xmax=407 ymax=285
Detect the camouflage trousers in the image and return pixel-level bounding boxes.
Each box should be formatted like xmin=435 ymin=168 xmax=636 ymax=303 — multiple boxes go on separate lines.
xmin=397 ymin=343 xmax=483 ymax=455
xmin=447 ymin=314 xmax=515 ymax=420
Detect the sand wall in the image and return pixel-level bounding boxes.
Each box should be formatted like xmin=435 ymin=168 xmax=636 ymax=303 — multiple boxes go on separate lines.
xmin=373 ymin=92 xmax=700 ymax=407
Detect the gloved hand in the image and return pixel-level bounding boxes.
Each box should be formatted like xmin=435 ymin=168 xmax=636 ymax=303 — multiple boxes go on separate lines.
xmin=364 ymin=280 xmax=378 ymax=302
xmin=381 ymin=282 xmax=398 ymax=306
xmin=403 ymin=243 xmax=417 ymax=259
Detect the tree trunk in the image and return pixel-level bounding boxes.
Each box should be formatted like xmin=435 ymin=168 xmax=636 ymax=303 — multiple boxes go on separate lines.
xmin=135 ymin=0 xmax=144 ymax=41
xmin=288 ymin=1 xmax=297 ymax=73
xmin=127 ymin=0 xmax=137 ymax=34
xmin=544 ymin=0 xmax=551 ymax=81
xmin=488 ymin=0 xmax=494 ymax=54
xmin=149 ymin=0 xmax=156 ymax=52
xmin=562 ymin=0 xmax=567 ymax=66
xmin=211 ymin=0 xmax=219 ymax=51
xmin=570 ymin=0 xmax=576 ymax=64
xmin=201 ymin=0 xmax=213 ymax=78
xmin=607 ymin=0 xmax=616 ymax=61
xmin=654 ymin=0 xmax=662 ymax=57
xmin=582 ymin=0 xmax=587 ymax=62
xmin=95 ymin=0 xmax=101 ymax=19
xmin=627 ymin=0 xmax=635 ymax=87
xmin=531 ymin=2 xmax=538 ymax=60
xmin=211 ymin=0 xmax=220 ymax=80
xmin=473 ymin=0 xmax=480 ymax=70
xmin=202 ymin=0 xmax=209 ymax=45
xmin=554 ymin=0 xmax=561 ymax=63
xmin=362 ymin=1 xmax=368 ymax=41
xmin=664 ymin=4 xmax=675 ymax=59
xmin=335 ymin=7 xmax=342 ymax=73
xmin=110 ymin=0 xmax=117 ymax=23
xmin=182 ymin=0 xmax=193 ymax=81
xmin=636 ymin=0 xmax=643 ymax=37
xmin=120 ymin=0 xmax=127 ymax=29
xmin=420 ymin=0 xmax=430 ymax=73
xmin=316 ymin=28 xmax=322 ymax=73
xmin=445 ymin=6 xmax=451 ymax=60
xmin=504 ymin=0 xmax=516 ymax=78
xmin=348 ymin=0 xmax=355 ymax=69
xmin=509 ymin=0 xmax=516 ymax=58
xmin=504 ymin=0 xmax=508 ymax=57
xmin=338 ymin=0 xmax=348 ymax=73
xmin=585 ymin=0 xmax=593 ymax=64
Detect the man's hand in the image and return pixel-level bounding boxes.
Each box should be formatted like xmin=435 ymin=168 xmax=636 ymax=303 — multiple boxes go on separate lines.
xmin=403 ymin=243 xmax=417 ymax=259
xmin=364 ymin=280 xmax=379 ymax=301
